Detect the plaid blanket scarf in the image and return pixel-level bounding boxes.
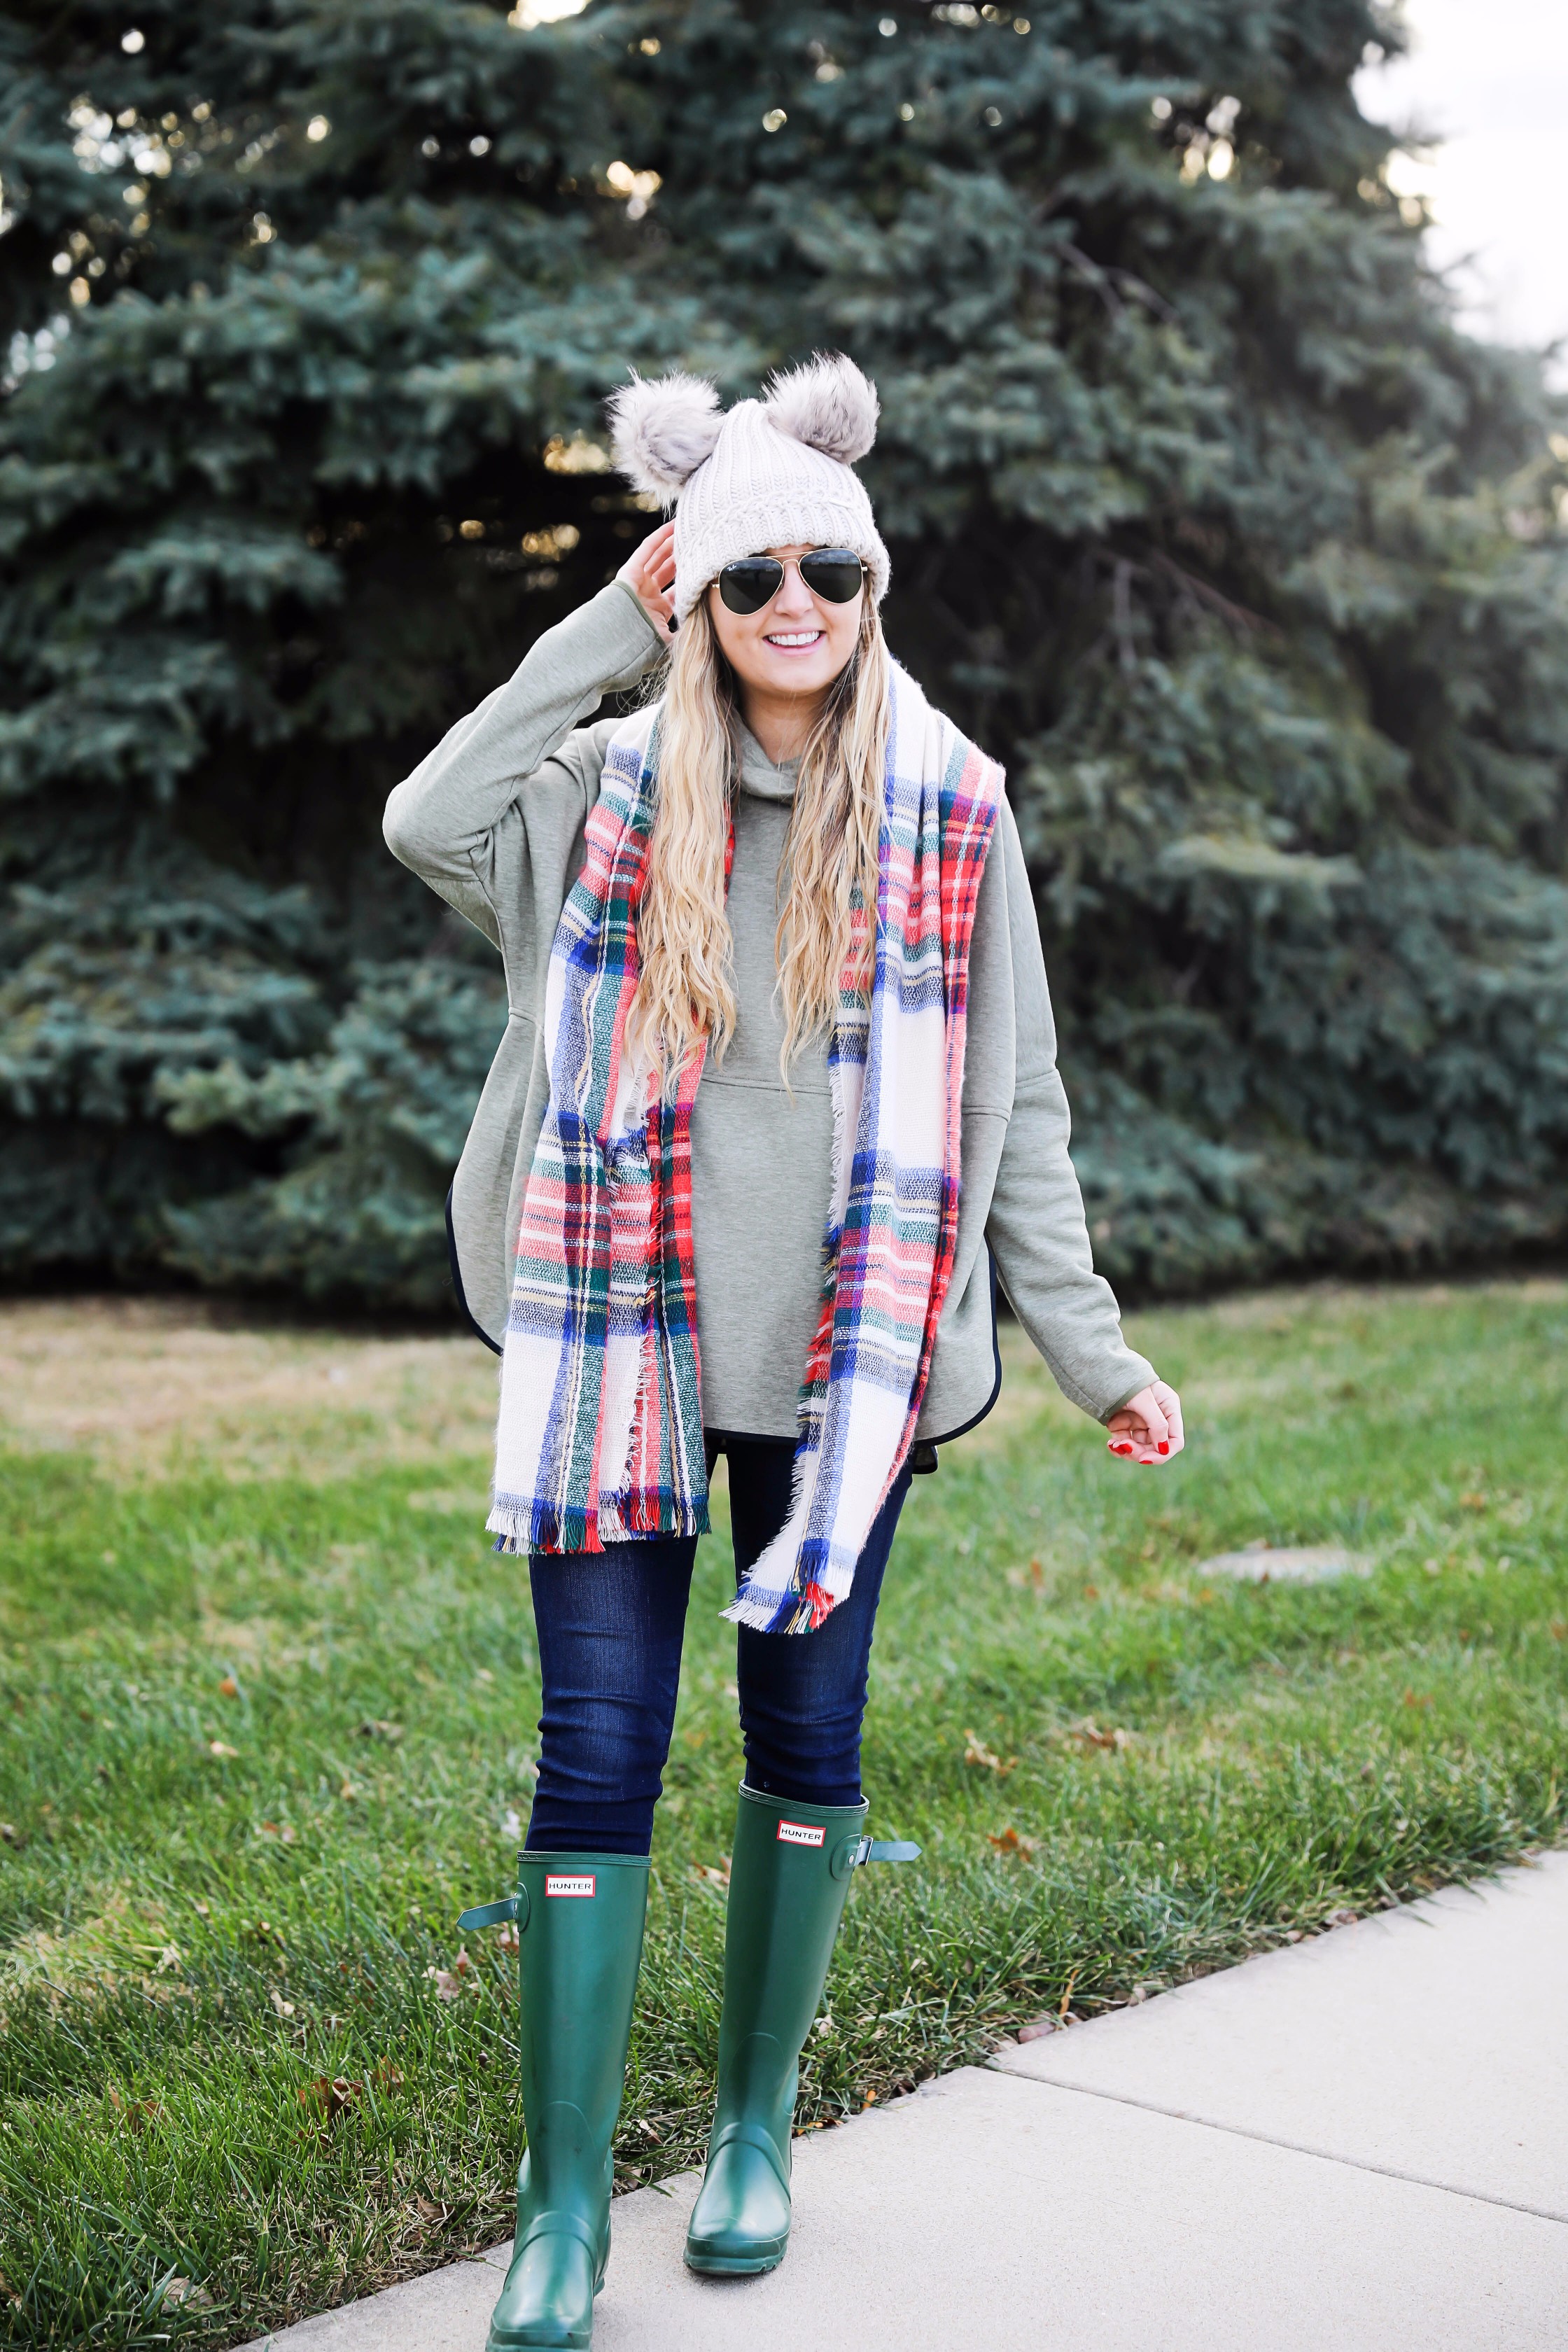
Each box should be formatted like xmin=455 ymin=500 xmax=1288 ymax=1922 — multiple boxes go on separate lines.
xmin=487 ymin=660 xmax=1000 ymax=1633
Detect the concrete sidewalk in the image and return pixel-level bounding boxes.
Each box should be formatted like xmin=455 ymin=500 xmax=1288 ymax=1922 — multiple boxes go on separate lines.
xmin=241 ymin=1853 xmax=1568 ymax=2351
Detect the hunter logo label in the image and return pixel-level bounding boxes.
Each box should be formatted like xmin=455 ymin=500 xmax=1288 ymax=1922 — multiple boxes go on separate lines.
xmin=776 ymin=1820 xmax=826 ymax=1849
xmin=544 ymin=1872 xmax=596 ymax=1898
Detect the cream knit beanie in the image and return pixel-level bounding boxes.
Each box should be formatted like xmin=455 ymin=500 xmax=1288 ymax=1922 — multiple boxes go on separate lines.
xmin=606 ymin=352 xmax=890 ymax=623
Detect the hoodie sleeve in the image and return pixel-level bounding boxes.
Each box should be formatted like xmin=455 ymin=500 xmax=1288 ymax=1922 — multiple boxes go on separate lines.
xmin=382 ymin=581 xmax=666 ymax=928
xmin=983 ymin=804 xmax=1156 ymax=1422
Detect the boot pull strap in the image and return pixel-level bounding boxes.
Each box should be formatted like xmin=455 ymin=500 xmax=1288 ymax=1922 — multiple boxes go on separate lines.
xmin=829 ymin=1831 xmax=923 ymax=1879
xmin=858 ymin=1837 xmax=920 ymax=1865
xmin=456 ymin=1891 xmax=526 ymax=1931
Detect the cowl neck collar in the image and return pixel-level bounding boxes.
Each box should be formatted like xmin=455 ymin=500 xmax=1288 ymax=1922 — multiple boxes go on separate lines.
xmin=736 ymin=722 xmax=798 ymax=804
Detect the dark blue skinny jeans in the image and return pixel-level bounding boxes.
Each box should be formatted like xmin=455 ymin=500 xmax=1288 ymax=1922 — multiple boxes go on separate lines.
xmin=524 ymin=1434 xmax=912 ymax=1856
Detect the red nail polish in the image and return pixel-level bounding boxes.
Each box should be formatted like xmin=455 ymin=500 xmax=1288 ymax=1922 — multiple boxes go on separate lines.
xmin=1158 ymin=1441 xmax=1169 ymax=1455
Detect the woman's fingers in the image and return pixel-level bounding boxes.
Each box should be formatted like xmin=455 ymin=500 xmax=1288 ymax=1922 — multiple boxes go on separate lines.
xmin=1130 ymin=1387 xmax=1170 ymax=1447
xmin=615 ymin=520 xmax=678 ymax=634
xmin=1106 ymin=1382 xmax=1182 ymax=1466
xmin=636 ymin=521 xmax=674 ymax=574
xmin=1107 ymin=1439 xmax=1159 ymax=1465
xmin=1105 ymin=1408 xmax=1144 ymax=1462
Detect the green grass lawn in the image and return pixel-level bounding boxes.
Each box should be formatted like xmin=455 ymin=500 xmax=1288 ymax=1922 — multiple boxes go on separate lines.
xmin=3 ymin=1280 xmax=1568 ymax=2348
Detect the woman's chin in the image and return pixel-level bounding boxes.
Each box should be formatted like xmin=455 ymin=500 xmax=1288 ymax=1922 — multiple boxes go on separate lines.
xmin=752 ymin=650 xmax=844 ymax=695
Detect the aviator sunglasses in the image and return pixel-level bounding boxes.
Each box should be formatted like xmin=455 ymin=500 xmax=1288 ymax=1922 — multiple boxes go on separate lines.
xmin=717 ymin=547 xmax=865 ymax=615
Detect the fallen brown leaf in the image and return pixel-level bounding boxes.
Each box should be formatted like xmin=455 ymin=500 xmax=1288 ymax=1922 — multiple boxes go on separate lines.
xmin=962 ymin=1730 xmax=1017 ymax=1777
xmin=160 ymin=2277 xmax=214 ymax=2313
xmin=372 ymin=2058 xmax=405 ymax=2092
xmin=987 ymin=1827 xmax=1037 ymax=1859
xmin=107 ymin=2087 xmax=164 ymax=2130
xmin=218 ymin=1676 xmax=240 ymax=1700
xmin=299 ymin=2076 xmax=361 ymax=2122
xmin=270 ymin=1989 xmax=296 ymax=2019
xmin=1402 ymin=1688 xmax=1434 ymax=1712
xmin=425 ymin=1946 xmax=481 ymax=2002
xmin=257 ymin=1821 xmax=298 ymax=1844
xmin=354 ymin=1719 xmax=404 ymax=1742
xmin=1058 ymin=1717 xmax=1136 ymax=1753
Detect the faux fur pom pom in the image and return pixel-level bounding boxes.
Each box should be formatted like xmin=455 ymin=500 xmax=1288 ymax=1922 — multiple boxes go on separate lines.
xmin=606 ymin=372 xmax=723 ymax=502
xmin=764 ymin=351 xmax=879 ymax=465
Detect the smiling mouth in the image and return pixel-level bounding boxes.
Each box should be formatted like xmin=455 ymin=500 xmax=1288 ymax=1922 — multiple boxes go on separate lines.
xmin=764 ymin=629 xmax=825 ymax=649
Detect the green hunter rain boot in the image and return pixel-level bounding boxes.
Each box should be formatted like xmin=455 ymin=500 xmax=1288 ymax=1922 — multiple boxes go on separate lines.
xmin=458 ymin=1851 xmax=649 ymax=2351
xmin=684 ymin=1786 xmax=918 ymax=2277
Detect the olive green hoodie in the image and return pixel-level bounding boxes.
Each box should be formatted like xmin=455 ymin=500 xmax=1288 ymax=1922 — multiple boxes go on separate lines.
xmin=384 ymin=582 xmax=1153 ymax=1443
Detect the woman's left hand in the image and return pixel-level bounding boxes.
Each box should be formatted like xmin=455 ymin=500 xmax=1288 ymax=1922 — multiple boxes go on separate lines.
xmin=1106 ymin=1381 xmax=1184 ymax=1466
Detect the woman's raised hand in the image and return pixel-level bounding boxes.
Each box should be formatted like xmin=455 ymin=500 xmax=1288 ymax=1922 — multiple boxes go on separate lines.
xmin=1106 ymin=1380 xmax=1184 ymax=1467
xmin=616 ymin=518 xmax=678 ymax=637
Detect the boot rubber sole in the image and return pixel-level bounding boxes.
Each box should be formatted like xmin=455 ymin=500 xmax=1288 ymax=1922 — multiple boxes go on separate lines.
xmin=486 ymin=2308 xmax=600 ymax=2352
xmin=486 ymin=2306 xmax=599 ymax=2351
xmin=683 ymin=2241 xmax=788 ymax=2277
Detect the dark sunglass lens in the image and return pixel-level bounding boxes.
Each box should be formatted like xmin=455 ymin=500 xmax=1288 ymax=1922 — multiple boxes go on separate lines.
xmin=718 ymin=559 xmax=785 ymax=615
xmin=799 ymin=550 xmax=864 ymax=604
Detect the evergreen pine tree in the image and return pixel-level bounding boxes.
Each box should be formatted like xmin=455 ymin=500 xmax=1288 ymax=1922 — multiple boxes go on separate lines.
xmin=1 ymin=0 xmax=1565 ymax=1303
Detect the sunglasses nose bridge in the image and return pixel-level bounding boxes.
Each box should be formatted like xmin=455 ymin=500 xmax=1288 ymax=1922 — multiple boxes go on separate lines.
xmin=771 ymin=557 xmax=816 ymax=615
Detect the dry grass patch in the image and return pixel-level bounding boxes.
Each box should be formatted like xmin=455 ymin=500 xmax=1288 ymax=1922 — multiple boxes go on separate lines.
xmin=0 ymin=1297 xmax=500 ymax=1479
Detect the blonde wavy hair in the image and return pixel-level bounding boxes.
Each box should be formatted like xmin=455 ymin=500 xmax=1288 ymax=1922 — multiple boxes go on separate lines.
xmin=629 ymin=592 xmax=890 ymax=1088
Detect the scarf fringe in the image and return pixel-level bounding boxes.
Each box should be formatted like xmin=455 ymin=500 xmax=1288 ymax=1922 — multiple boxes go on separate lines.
xmin=487 ymin=1495 xmax=709 ymax=1556
xmin=721 ymin=1576 xmax=834 ymax=1634
xmin=725 ymin=1433 xmax=823 ymax=1628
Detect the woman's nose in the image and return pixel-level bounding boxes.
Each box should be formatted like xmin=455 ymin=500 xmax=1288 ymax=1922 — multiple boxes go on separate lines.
xmin=771 ymin=564 xmax=816 ymax=619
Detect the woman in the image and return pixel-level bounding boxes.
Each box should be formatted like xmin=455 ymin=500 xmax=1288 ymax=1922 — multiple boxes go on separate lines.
xmin=384 ymin=354 xmax=1183 ymax=2352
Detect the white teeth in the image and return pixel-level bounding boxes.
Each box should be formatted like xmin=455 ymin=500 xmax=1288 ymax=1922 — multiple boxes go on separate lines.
xmin=766 ymin=631 xmax=822 ymax=646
